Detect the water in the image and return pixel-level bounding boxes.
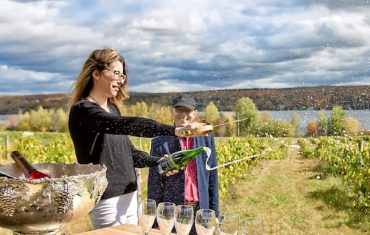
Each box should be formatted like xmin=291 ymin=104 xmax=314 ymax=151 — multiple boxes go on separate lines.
xmin=0 ymin=115 xmax=13 ymax=121
xmin=268 ymin=110 xmax=370 ymax=133
xmin=215 ymin=110 xmax=370 ymax=134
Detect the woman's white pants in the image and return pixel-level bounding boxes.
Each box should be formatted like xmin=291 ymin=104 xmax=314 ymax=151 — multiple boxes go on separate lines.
xmin=89 ymin=191 xmax=138 ymax=229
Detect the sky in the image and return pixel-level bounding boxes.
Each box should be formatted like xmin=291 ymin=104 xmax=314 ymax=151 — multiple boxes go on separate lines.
xmin=0 ymin=0 xmax=370 ymax=95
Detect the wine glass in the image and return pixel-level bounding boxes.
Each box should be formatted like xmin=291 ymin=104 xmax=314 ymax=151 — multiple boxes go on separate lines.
xmin=241 ymin=217 xmax=263 ymax=235
xmin=138 ymin=199 xmax=157 ymax=235
xmin=195 ymin=209 xmax=216 ymax=235
xmin=174 ymin=205 xmax=194 ymax=235
xmin=157 ymin=202 xmax=176 ymax=235
xmin=218 ymin=213 xmax=239 ymax=235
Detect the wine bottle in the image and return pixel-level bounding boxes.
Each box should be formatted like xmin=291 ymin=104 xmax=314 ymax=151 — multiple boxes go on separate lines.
xmin=157 ymin=146 xmax=211 ymax=174
xmin=179 ymin=125 xmax=213 ymax=137
xmin=11 ymin=151 xmax=51 ymax=179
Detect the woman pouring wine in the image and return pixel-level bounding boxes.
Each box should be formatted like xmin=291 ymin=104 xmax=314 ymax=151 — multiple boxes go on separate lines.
xmin=68 ymin=48 xmax=208 ymax=229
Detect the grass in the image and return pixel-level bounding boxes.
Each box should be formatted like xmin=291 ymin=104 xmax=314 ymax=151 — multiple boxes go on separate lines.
xmin=219 ymin=145 xmax=369 ymax=235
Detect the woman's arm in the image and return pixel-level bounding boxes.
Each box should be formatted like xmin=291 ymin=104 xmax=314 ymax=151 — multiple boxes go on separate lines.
xmin=129 ymin=140 xmax=161 ymax=168
xmin=69 ymin=100 xmax=175 ymax=137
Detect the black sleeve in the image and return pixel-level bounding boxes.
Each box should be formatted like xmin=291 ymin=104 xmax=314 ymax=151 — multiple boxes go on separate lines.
xmin=69 ymin=100 xmax=175 ymax=137
xmin=148 ymin=138 xmax=164 ymax=205
xmin=129 ymin=140 xmax=161 ymax=168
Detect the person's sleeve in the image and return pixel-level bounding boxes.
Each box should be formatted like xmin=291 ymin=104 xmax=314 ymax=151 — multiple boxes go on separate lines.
xmin=69 ymin=101 xmax=175 ymax=137
xmin=208 ymin=135 xmax=219 ymax=217
xmin=130 ymin=139 xmax=161 ymax=168
xmin=147 ymin=138 xmax=163 ymax=205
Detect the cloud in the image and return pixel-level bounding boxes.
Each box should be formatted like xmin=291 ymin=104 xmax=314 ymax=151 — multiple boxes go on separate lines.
xmin=0 ymin=64 xmax=71 ymax=94
xmin=0 ymin=0 xmax=369 ymax=94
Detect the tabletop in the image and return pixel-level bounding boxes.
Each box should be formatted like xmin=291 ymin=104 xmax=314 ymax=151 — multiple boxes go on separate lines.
xmin=74 ymin=224 xmax=164 ymax=235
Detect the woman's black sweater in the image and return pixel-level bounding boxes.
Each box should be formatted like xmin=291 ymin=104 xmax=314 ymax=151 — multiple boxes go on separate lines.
xmin=68 ymin=99 xmax=175 ymax=199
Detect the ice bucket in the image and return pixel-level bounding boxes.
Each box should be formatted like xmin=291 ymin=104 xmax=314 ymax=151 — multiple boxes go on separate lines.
xmin=0 ymin=163 xmax=108 ymax=234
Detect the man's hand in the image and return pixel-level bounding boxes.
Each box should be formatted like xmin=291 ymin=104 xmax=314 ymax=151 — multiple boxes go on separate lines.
xmin=175 ymin=122 xmax=213 ymax=137
xmin=159 ymin=154 xmax=180 ymax=177
xmin=165 ymin=169 xmax=179 ymax=177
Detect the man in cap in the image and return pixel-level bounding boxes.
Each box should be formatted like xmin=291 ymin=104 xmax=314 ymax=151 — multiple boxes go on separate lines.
xmin=148 ymin=95 xmax=219 ymax=235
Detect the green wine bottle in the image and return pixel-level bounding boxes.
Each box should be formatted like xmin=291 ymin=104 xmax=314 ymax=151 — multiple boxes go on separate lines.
xmin=157 ymin=146 xmax=211 ymax=174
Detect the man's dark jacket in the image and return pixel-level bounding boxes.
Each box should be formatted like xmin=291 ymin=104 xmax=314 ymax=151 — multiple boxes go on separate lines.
xmin=148 ymin=135 xmax=219 ymax=216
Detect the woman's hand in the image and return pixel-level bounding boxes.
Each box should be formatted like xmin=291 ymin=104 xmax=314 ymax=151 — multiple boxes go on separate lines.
xmin=175 ymin=122 xmax=213 ymax=137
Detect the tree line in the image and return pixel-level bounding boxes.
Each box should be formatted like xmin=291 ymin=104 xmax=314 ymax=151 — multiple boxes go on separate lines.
xmin=1 ymin=85 xmax=369 ymax=115
xmin=0 ymin=97 xmax=366 ymax=137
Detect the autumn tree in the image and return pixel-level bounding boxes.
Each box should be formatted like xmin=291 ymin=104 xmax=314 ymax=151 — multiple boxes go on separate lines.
xmin=222 ymin=114 xmax=237 ymax=137
xmin=254 ymin=111 xmax=296 ymax=137
xmin=18 ymin=112 xmax=31 ymax=131
xmin=306 ymin=120 xmax=319 ymax=137
xmin=129 ymin=101 xmax=149 ymax=117
xmin=29 ymin=106 xmax=51 ymax=131
xmin=213 ymin=113 xmax=236 ymax=137
xmin=317 ymin=110 xmax=328 ymax=136
xmin=204 ymin=102 xmax=220 ymax=125
xmin=148 ymin=103 xmax=172 ymax=124
xmin=234 ymin=97 xmax=259 ymax=136
xmin=50 ymin=108 xmax=68 ymax=132
xmin=344 ymin=117 xmax=360 ymax=135
xmin=327 ymin=105 xmax=345 ymax=136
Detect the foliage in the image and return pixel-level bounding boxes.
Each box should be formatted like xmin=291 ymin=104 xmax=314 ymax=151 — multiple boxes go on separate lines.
xmin=327 ymin=105 xmax=346 ymax=136
xmin=344 ymin=117 xmax=360 ymax=135
xmin=214 ymin=114 xmax=236 ymax=137
xmin=50 ymin=108 xmax=69 ymax=132
xmin=307 ymin=107 xmax=361 ymax=137
xmin=204 ymin=102 xmax=220 ymax=125
xmin=306 ymin=120 xmax=319 ymax=137
xmin=254 ymin=112 xmax=296 ymax=137
xmin=317 ymin=110 xmax=328 ymax=136
xmin=1 ymin=130 xmax=367 ymax=211
xmin=17 ymin=106 xmax=68 ymax=133
xmin=233 ymin=97 xmax=259 ymax=136
xmin=29 ymin=106 xmax=52 ymax=131
xmin=297 ymin=136 xmax=370 ymax=209
xmin=129 ymin=101 xmax=149 ymax=117
xmin=0 ymin=131 xmax=76 ymax=163
xmin=148 ymin=103 xmax=172 ymax=125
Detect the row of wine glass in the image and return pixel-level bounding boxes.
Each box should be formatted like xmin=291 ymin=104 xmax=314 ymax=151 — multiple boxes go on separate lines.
xmin=139 ymin=199 xmax=263 ymax=235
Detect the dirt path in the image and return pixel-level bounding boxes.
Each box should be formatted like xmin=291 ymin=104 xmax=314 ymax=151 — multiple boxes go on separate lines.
xmin=221 ymin=144 xmax=368 ymax=235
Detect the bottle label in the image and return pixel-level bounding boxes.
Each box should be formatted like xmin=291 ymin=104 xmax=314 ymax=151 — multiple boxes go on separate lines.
xmin=157 ymin=157 xmax=177 ymax=174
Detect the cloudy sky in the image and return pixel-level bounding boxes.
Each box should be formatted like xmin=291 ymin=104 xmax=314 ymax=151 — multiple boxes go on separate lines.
xmin=0 ymin=0 xmax=370 ymax=94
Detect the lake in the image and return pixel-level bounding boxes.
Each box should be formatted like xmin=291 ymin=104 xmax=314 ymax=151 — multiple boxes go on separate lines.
xmin=217 ymin=110 xmax=370 ymax=134
xmin=0 ymin=114 xmax=15 ymax=121
xmin=268 ymin=110 xmax=370 ymax=133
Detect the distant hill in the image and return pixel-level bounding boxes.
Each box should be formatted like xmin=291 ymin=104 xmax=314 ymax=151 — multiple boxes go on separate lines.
xmin=0 ymin=85 xmax=369 ymax=114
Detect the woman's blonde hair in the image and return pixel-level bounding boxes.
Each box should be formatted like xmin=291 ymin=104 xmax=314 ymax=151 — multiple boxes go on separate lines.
xmin=69 ymin=48 xmax=129 ymax=107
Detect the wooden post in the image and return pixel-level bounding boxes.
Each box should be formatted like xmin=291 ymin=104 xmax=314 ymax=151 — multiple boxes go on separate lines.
xmin=136 ymin=168 xmax=142 ymax=216
xmin=237 ymin=113 xmax=240 ymax=137
xmin=4 ymin=135 xmax=10 ymax=160
xmin=358 ymin=140 xmax=364 ymax=152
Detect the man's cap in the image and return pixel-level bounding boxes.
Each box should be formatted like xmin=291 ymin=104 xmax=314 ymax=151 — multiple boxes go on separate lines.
xmin=172 ymin=95 xmax=196 ymax=110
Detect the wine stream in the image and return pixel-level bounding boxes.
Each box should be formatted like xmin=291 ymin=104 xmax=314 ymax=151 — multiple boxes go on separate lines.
xmin=205 ymin=139 xmax=286 ymax=171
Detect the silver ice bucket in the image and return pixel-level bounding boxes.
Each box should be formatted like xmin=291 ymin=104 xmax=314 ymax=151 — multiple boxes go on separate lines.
xmin=0 ymin=163 xmax=108 ymax=234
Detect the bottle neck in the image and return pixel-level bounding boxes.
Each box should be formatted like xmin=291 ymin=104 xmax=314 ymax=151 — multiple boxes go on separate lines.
xmin=178 ymin=146 xmax=205 ymax=159
xmin=11 ymin=152 xmax=35 ymax=174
